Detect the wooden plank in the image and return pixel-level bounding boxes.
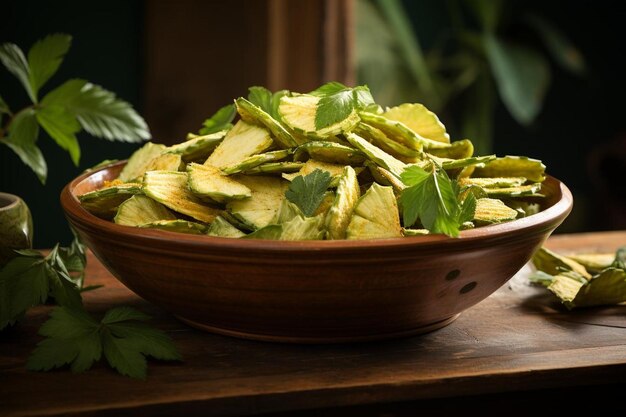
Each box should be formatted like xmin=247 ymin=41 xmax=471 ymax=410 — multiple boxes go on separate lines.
xmin=1 ymin=231 xmax=625 ymax=416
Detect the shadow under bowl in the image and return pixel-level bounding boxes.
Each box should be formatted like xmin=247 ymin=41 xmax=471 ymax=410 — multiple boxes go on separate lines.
xmin=61 ymin=162 xmax=573 ymax=343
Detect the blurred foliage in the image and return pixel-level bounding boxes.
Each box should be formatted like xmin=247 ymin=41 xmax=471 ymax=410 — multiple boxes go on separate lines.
xmin=356 ymin=0 xmax=586 ymax=154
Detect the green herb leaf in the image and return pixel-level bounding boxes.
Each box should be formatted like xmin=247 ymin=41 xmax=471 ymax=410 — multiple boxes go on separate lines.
xmin=198 ymin=103 xmax=236 ymax=135
xmin=399 ymin=164 xmax=466 ymax=237
xmin=27 ymin=34 xmax=72 ymax=99
xmin=309 ymin=81 xmax=348 ymax=97
xmin=270 ymin=90 xmax=289 ymax=120
xmin=314 ymin=85 xmax=376 ymax=130
xmin=28 ymin=306 xmax=181 ymax=379
xmin=1 ymin=108 xmax=47 ymax=183
xmin=285 ymin=169 xmax=332 ymax=216
xmin=248 ymin=86 xmax=272 ymax=114
xmin=35 ymin=105 xmax=81 ymax=165
xmin=315 ymin=89 xmax=354 ymax=130
xmin=0 ymin=42 xmax=36 ymax=103
xmin=0 ymin=254 xmax=49 ymax=330
xmin=41 ymin=79 xmax=150 ymax=142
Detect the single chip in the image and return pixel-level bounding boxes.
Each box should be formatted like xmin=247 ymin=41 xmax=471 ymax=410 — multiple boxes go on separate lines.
xmin=346 ymin=183 xmax=402 ymax=239
xmin=143 ymin=170 xmax=220 ymax=223
xmin=532 ymin=247 xmax=592 ymax=280
xmin=426 ymin=139 xmax=474 ymax=159
xmin=144 ymin=153 xmax=184 ymax=173
xmin=473 ymin=198 xmax=519 ymax=225
xmin=345 ymin=133 xmax=406 ymax=177
xmin=278 ymin=94 xmax=360 ymax=139
xmin=359 ymin=111 xmax=446 ymax=151
xmin=226 ymin=175 xmax=289 ymax=230
xmin=568 ymin=268 xmax=626 ymax=308
xmin=118 ymin=142 xmax=167 ymax=182
xmin=282 ymin=159 xmax=347 ymax=187
xmin=566 ymin=253 xmax=616 ymax=274
xmin=431 ymin=154 xmax=496 ymax=171
xmin=402 ymin=228 xmax=430 ymax=236
xmin=205 ymin=120 xmax=273 ymax=169
xmin=243 ymin=162 xmax=304 ymax=175
xmin=114 ymin=194 xmax=176 ymax=226
xmin=293 ymin=141 xmax=366 ymax=165
xmin=187 ymin=163 xmax=252 ymax=203
xmin=365 ymin=162 xmax=406 ymax=194
xmin=472 ymin=156 xmax=546 ymax=182
xmin=325 ymin=166 xmax=360 ymax=239
xmin=235 ymin=97 xmax=299 ymax=148
xmin=383 ymin=103 xmax=450 ymax=143
xmin=79 ymin=183 xmax=143 ymax=219
xmin=207 ymin=216 xmax=246 ymax=238
xmin=222 ymin=149 xmax=293 ymax=175
xmin=483 ymin=183 xmax=543 ymax=198
xmin=140 ymin=219 xmax=208 ymax=235
xmin=459 ymin=177 xmax=528 ymax=188
xmin=166 ymin=130 xmax=227 ymax=162
xmin=353 ymin=122 xmax=422 ymax=161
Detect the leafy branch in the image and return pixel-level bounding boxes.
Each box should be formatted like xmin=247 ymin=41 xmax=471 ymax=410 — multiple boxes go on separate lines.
xmin=0 ymin=34 xmax=150 ymax=184
xmin=0 ymin=238 xmax=181 ymax=379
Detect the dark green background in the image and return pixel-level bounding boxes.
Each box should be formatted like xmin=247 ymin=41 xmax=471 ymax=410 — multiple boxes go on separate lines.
xmin=1 ymin=0 xmax=625 ymax=247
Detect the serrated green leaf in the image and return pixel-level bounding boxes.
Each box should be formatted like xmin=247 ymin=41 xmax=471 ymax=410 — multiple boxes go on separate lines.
xmin=37 ymin=306 xmax=98 ymax=338
xmin=315 ymin=89 xmax=354 ymax=130
xmin=2 ymin=108 xmax=47 ymax=183
xmin=285 ymin=169 xmax=332 ymax=216
xmin=102 ymin=331 xmax=148 ymax=379
xmin=309 ymin=81 xmax=348 ymax=97
xmin=46 ymin=267 xmax=83 ymax=310
xmin=26 ymin=338 xmax=79 ymax=371
xmin=35 ymin=104 xmax=81 ymax=165
xmin=399 ymin=164 xmax=464 ymax=237
xmin=102 ymin=306 xmax=151 ymax=324
xmin=199 ymin=103 xmax=236 ymax=135
xmin=41 ymin=78 xmax=150 ymax=142
xmin=27 ymin=34 xmax=72 ymax=98
xmin=459 ymin=191 xmax=477 ymax=224
xmin=484 ymin=34 xmax=550 ymax=125
xmin=248 ymin=86 xmax=272 ymax=114
xmin=0 ymin=255 xmax=48 ymax=330
xmin=108 ymin=322 xmax=182 ymax=361
xmin=0 ymin=42 xmax=35 ymax=102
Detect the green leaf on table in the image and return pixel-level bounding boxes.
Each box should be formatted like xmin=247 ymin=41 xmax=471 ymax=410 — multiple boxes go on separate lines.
xmin=35 ymin=105 xmax=81 ymax=165
xmin=484 ymin=33 xmax=550 ymax=125
xmin=285 ymin=169 xmax=332 ymax=216
xmin=198 ymin=103 xmax=236 ymax=135
xmin=523 ymin=14 xmax=586 ymax=76
xmin=41 ymin=78 xmax=150 ymax=142
xmin=27 ymin=34 xmax=72 ymax=99
xmin=399 ymin=164 xmax=469 ymax=237
xmin=28 ymin=306 xmax=181 ymax=378
xmin=0 ymin=42 xmax=36 ymax=103
xmin=1 ymin=108 xmax=47 ymax=184
xmin=0 ymin=254 xmax=49 ymax=330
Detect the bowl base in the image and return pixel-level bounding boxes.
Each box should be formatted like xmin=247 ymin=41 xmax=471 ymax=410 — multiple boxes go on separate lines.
xmin=175 ymin=314 xmax=461 ymax=344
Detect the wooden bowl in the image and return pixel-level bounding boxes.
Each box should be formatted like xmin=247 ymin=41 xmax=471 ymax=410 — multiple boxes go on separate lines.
xmin=61 ymin=162 xmax=573 ymax=343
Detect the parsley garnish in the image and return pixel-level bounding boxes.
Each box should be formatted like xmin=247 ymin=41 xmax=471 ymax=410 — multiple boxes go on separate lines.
xmin=198 ymin=103 xmax=236 ymax=135
xmin=285 ymin=169 xmax=332 ymax=216
xmin=247 ymin=86 xmax=289 ymax=120
xmin=313 ymin=83 xmax=375 ymax=130
xmin=0 ymin=237 xmax=181 ymax=378
xmin=399 ymin=163 xmax=476 ymax=237
xmin=27 ymin=306 xmax=181 ymax=379
xmin=0 ymin=34 xmax=150 ymax=184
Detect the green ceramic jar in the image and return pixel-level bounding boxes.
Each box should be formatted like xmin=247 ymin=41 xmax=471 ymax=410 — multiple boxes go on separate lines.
xmin=0 ymin=192 xmax=33 ymax=267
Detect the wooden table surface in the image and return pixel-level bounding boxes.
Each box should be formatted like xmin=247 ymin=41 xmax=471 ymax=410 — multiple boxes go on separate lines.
xmin=1 ymin=231 xmax=625 ymax=417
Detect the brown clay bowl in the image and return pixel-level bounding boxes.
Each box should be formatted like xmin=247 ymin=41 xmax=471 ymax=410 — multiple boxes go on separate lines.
xmin=61 ymin=161 xmax=573 ymax=343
